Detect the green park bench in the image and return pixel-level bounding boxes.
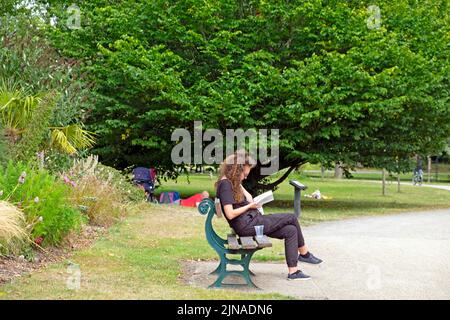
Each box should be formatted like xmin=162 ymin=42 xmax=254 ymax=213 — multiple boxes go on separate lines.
xmin=197 ymin=180 xmax=307 ymax=288
xmin=197 ymin=198 xmax=272 ymax=288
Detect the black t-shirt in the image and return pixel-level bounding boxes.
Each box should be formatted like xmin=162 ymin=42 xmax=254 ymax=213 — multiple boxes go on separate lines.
xmin=216 ymin=179 xmax=250 ymax=223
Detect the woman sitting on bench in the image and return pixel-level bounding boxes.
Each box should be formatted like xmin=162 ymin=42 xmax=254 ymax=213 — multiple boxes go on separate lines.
xmin=215 ymin=151 xmax=323 ymax=281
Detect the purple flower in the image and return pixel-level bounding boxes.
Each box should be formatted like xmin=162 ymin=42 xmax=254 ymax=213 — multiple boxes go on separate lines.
xmin=63 ymin=175 xmax=71 ymax=184
xmin=18 ymin=171 xmax=27 ymax=184
xmin=62 ymin=174 xmax=77 ymax=187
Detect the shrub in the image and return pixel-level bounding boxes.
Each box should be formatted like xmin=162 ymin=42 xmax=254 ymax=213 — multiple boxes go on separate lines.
xmin=11 ymin=91 xmax=57 ymax=162
xmin=0 ymin=15 xmax=96 ymax=164
xmin=0 ymin=200 xmax=26 ymax=256
xmin=68 ymin=174 xmax=127 ymax=227
xmin=95 ymin=164 xmax=144 ymax=203
xmin=69 ymin=155 xmax=144 ymax=202
xmin=42 ymin=149 xmax=75 ymax=175
xmin=0 ymin=161 xmax=84 ymax=247
xmin=64 ymin=155 xmax=144 ymax=226
xmin=0 ymin=13 xmax=92 ymax=126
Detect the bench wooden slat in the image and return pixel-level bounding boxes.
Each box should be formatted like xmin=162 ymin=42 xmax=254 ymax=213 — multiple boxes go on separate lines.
xmin=226 ymin=233 xmax=272 ymax=250
xmin=227 ymin=234 xmax=240 ymax=250
xmin=254 ymin=235 xmax=272 ymax=248
xmin=239 ymin=236 xmax=258 ymax=249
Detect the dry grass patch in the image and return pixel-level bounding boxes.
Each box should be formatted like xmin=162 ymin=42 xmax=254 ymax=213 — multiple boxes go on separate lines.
xmin=129 ymin=204 xmax=208 ymax=239
xmin=0 ymin=200 xmax=26 ymax=255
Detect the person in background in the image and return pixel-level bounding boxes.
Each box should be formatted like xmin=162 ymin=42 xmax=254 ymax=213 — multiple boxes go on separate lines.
xmin=413 ymin=155 xmax=424 ymax=185
xmin=179 ymin=191 xmax=210 ymax=207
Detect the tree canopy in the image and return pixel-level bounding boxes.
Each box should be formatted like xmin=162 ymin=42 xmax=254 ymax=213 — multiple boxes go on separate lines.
xmin=20 ymin=0 xmax=450 ymax=192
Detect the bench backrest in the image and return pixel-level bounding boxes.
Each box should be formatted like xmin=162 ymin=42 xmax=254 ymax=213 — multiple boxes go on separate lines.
xmin=198 ymin=198 xmax=227 ymax=249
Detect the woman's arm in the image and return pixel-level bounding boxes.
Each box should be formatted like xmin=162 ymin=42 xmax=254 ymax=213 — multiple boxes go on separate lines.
xmin=218 ymin=179 xmax=259 ymax=220
xmin=241 ymin=185 xmax=253 ymax=202
xmin=223 ymin=202 xmax=260 ymax=220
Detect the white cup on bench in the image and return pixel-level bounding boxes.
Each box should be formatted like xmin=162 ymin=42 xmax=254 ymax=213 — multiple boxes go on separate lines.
xmin=254 ymin=225 xmax=264 ymax=238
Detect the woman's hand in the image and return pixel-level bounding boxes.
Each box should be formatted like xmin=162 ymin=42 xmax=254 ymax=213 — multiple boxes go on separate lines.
xmin=223 ymin=202 xmax=261 ymax=220
xmin=247 ymin=201 xmax=261 ymax=210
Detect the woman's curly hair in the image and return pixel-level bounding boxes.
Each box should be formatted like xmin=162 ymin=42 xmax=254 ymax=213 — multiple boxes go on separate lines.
xmin=215 ymin=151 xmax=255 ymax=202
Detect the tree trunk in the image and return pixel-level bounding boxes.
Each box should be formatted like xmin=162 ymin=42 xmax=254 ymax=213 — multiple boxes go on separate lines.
xmin=382 ymin=168 xmax=386 ymax=196
xmin=435 ymin=157 xmax=439 ymax=182
xmin=321 ymin=164 xmax=325 ymax=179
xmin=427 ymin=155 xmax=431 ymax=183
xmin=243 ymin=158 xmax=303 ymax=196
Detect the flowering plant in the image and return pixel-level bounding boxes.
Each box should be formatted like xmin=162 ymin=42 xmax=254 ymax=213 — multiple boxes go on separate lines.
xmin=0 ymin=161 xmax=84 ymax=250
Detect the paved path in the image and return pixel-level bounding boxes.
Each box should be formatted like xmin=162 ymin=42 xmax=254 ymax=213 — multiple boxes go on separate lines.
xmin=399 ymin=182 xmax=450 ymax=191
xmin=329 ymin=177 xmax=450 ymax=194
xmin=364 ymin=179 xmax=450 ymax=191
xmin=187 ymin=209 xmax=450 ymax=299
xmin=350 ymin=179 xmax=450 ymax=191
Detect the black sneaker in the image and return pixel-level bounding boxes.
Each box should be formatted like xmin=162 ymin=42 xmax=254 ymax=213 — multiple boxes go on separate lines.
xmin=298 ymin=252 xmax=323 ymax=265
xmin=287 ymin=270 xmax=311 ymax=281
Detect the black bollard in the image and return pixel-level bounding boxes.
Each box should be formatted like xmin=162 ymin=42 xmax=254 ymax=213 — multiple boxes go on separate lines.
xmin=289 ymin=180 xmax=308 ymax=218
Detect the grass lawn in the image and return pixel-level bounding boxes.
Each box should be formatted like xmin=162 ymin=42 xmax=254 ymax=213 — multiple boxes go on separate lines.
xmin=158 ymin=173 xmax=450 ymax=224
xmin=0 ymin=204 xmax=288 ymax=300
xmin=304 ymin=171 xmax=450 ymax=183
xmin=1 ymin=175 xmax=450 ymax=299
xmin=301 ymin=163 xmax=450 ymax=183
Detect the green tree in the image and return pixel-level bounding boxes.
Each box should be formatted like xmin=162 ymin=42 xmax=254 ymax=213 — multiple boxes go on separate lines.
xmin=38 ymin=0 xmax=450 ymax=193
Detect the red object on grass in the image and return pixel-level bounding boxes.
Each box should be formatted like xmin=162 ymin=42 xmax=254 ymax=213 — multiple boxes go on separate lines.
xmin=34 ymin=236 xmax=44 ymax=246
xmin=179 ymin=194 xmax=204 ymax=207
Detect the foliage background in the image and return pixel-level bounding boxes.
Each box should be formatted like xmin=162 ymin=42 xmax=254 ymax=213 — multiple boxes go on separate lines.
xmin=28 ymin=0 xmax=449 ymax=192
xmin=0 ymin=0 xmax=448 ymax=193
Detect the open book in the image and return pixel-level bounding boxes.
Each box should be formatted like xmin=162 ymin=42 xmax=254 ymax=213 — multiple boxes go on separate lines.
xmin=253 ymin=190 xmax=274 ymax=215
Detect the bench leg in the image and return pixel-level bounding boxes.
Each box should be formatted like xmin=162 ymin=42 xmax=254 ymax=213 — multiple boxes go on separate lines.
xmin=241 ymin=254 xmax=256 ymax=276
xmin=208 ymin=252 xmax=259 ymax=289
xmin=209 ymin=263 xmax=222 ymax=275
xmin=241 ymin=252 xmax=258 ymax=288
xmin=209 ymin=259 xmax=227 ymax=288
xmin=211 ymin=257 xmax=255 ymax=276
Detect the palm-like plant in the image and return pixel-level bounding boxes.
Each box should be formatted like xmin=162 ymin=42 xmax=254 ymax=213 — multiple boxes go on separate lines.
xmin=49 ymin=124 xmax=96 ymax=155
xmin=0 ymin=80 xmax=40 ymax=144
xmin=0 ymin=79 xmax=95 ymax=156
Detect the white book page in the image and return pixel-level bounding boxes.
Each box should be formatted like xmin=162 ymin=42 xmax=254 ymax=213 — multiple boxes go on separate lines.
xmin=253 ymin=191 xmax=274 ymax=215
xmin=253 ymin=190 xmax=274 ymax=206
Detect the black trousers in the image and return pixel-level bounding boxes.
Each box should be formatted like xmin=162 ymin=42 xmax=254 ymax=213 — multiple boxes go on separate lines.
xmin=231 ymin=211 xmax=305 ymax=268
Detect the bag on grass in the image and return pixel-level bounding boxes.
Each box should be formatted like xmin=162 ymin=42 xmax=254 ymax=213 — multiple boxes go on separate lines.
xmin=159 ymin=191 xmax=181 ymax=204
